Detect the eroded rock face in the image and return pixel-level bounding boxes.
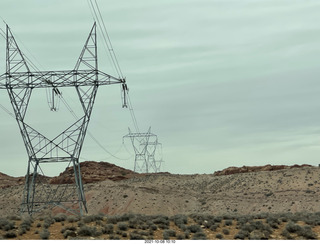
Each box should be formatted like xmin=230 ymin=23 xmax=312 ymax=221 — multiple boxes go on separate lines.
xmin=0 ymin=172 xmax=25 ymax=189
xmin=50 ymin=161 xmax=138 ymax=184
xmin=213 ymin=164 xmax=313 ymax=176
xmin=0 ymin=172 xmax=52 ymax=188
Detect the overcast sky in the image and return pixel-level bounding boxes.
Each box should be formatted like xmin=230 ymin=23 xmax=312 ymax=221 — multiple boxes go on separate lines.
xmin=1 ymin=0 xmax=320 ymax=176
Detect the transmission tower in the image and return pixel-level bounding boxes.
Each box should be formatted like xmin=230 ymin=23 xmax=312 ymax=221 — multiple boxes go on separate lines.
xmin=0 ymin=23 xmax=127 ymax=215
xmin=123 ymin=127 xmax=162 ymax=173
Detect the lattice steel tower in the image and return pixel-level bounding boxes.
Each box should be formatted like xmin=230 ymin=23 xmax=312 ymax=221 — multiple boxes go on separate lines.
xmin=123 ymin=127 xmax=162 ymax=173
xmin=0 ymin=23 xmax=126 ymax=215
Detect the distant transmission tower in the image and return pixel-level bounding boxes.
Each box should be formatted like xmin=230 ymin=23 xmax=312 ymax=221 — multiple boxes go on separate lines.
xmin=123 ymin=127 xmax=162 ymax=173
xmin=0 ymin=23 xmax=127 ymax=215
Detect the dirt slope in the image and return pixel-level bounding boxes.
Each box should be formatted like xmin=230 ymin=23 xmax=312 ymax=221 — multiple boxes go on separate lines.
xmin=1 ymin=163 xmax=319 ymax=217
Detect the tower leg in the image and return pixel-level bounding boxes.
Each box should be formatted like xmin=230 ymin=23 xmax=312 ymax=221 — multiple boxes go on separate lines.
xmin=72 ymin=158 xmax=87 ymax=215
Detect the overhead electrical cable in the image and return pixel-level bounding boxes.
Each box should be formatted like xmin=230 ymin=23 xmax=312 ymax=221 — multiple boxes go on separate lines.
xmin=86 ymin=0 xmax=141 ymax=134
xmin=93 ymin=0 xmax=124 ymax=78
xmin=86 ymin=0 xmax=119 ymax=77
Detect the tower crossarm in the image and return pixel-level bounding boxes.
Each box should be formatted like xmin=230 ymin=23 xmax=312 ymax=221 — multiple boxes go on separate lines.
xmin=123 ymin=132 xmax=157 ymax=139
xmin=0 ymin=69 xmax=124 ymax=89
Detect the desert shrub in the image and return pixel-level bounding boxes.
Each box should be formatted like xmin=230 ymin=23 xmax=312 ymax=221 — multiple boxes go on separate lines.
xmin=236 ymin=216 xmax=249 ymax=227
xmin=222 ymin=228 xmax=230 ymax=235
xmin=128 ymin=215 xmax=147 ymax=229
xmin=77 ymin=221 xmax=85 ymax=227
xmin=122 ymin=232 xmax=127 ymax=238
xmin=107 ymin=215 xmax=122 ymax=224
xmin=158 ymin=224 xmax=169 ymax=230
xmin=213 ymin=216 xmax=223 ymax=223
xmin=256 ymin=212 xmax=269 ymax=219
xmin=78 ymin=225 xmax=101 ymax=237
xmin=249 ymin=230 xmax=270 ymax=240
xmin=130 ymin=232 xmax=144 ymax=240
xmin=19 ymin=217 xmax=33 ymax=232
xmin=43 ymin=216 xmax=55 ymax=229
xmin=216 ymin=233 xmax=223 ymax=239
xmin=128 ymin=220 xmax=137 ymax=229
xmin=302 ymin=213 xmax=320 ymax=226
xmin=39 ymin=229 xmax=50 ymax=240
xmin=140 ymin=224 xmax=149 ymax=230
xmin=234 ymin=230 xmax=248 ymax=240
xmin=150 ymin=224 xmax=157 ymax=231
xmin=63 ymin=230 xmax=77 ymax=239
xmin=170 ymin=214 xmax=188 ymax=227
xmin=281 ymin=229 xmax=293 ymax=240
xmin=189 ymin=213 xmax=207 ymax=225
xmin=188 ymin=224 xmax=202 ymax=233
xmin=237 ymin=220 xmax=272 ymax=240
xmin=3 ymin=231 xmax=17 ymax=239
xmin=61 ymin=226 xmax=76 ymax=234
xmin=285 ymin=221 xmax=302 ymax=233
xmin=83 ymin=214 xmax=103 ymax=224
xmin=102 ymin=224 xmax=114 ymax=234
xmin=265 ymin=192 xmax=273 ymax=197
xmin=117 ymin=222 xmax=128 ymax=231
xmin=193 ymin=232 xmax=207 ymax=240
xmin=120 ymin=213 xmax=136 ymax=221
xmin=153 ymin=215 xmax=169 ymax=226
xmin=148 ymin=229 xmax=154 ymax=236
xmin=297 ymin=225 xmax=317 ymax=239
xmin=210 ymin=223 xmax=219 ymax=231
xmin=107 ymin=213 xmax=135 ymax=225
xmin=241 ymin=223 xmax=255 ymax=233
xmin=266 ymin=216 xmax=280 ymax=229
xmin=222 ymin=214 xmax=235 ymax=220
xmin=53 ymin=213 xmax=67 ymax=222
xmin=163 ymin=229 xmax=176 ymax=239
xmin=67 ymin=215 xmax=80 ymax=223
xmin=163 ymin=232 xmax=170 ymax=240
xmin=224 ymin=219 xmax=233 ymax=226
xmin=109 ymin=234 xmax=120 ymax=240
xmin=136 ymin=230 xmax=150 ymax=236
xmin=18 ymin=228 xmax=26 ymax=236
xmin=3 ymin=221 xmax=15 ymax=231
xmin=8 ymin=215 xmax=21 ymax=221
xmin=177 ymin=234 xmax=185 ymax=240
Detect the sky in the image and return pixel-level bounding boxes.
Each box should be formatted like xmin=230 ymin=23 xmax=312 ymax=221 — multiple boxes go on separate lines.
xmin=1 ymin=0 xmax=320 ymax=176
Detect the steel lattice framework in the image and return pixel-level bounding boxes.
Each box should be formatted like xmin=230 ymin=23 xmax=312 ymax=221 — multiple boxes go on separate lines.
xmin=123 ymin=127 xmax=162 ymax=173
xmin=0 ymin=23 xmax=126 ymax=215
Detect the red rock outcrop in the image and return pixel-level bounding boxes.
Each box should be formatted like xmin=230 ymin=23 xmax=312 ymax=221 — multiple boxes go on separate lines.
xmin=50 ymin=161 xmax=138 ymax=184
xmin=213 ymin=164 xmax=313 ymax=176
xmin=0 ymin=172 xmax=24 ymax=189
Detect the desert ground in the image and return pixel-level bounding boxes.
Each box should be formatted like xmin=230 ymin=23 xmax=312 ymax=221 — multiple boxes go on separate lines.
xmin=0 ymin=162 xmax=320 ymax=239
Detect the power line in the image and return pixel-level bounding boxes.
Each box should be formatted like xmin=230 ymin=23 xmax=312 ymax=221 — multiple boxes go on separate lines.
xmin=93 ymin=0 xmax=124 ymax=78
xmin=87 ymin=0 xmax=120 ymax=78
xmin=86 ymin=0 xmax=141 ymax=134
xmin=127 ymin=91 xmax=140 ymax=133
xmin=0 ymin=103 xmax=14 ymax=118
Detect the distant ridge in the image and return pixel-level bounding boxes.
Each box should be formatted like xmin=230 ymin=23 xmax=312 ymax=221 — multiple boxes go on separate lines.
xmin=213 ymin=164 xmax=313 ymax=176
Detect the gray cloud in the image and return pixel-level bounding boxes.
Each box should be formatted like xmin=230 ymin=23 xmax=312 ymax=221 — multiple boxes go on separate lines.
xmin=1 ymin=0 xmax=320 ymax=176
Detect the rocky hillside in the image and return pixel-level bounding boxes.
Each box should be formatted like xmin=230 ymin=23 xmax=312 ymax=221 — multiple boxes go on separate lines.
xmin=213 ymin=164 xmax=313 ymax=176
xmin=0 ymin=163 xmax=319 ymax=218
xmin=0 ymin=161 xmax=140 ymax=188
xmin=50 ymin=161 xmax=139 ymax=184
xmin=0 ymin=172 xmax=24 ymax=189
